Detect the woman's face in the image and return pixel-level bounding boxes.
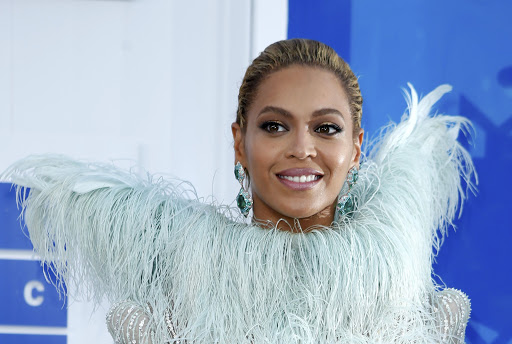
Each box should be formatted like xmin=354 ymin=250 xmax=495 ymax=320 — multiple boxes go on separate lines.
xmin=232 ymin=65 xmax=363 ymax=229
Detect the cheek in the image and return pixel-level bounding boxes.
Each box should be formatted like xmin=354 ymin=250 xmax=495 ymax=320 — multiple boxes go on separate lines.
xmin=325 ymin=137 xmax=351 ymax=159
xmin=245 ymin=136 xmax=277 ymax=176
xmin=245 ymin=129 xmax=281 ymax=159
xmin=324 ymin=144 xmax=354 ymax=178
xmin=329 ymin=155 xmax=348 ymax=178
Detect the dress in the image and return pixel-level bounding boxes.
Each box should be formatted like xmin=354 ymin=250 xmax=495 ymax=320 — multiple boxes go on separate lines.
xmin=3 ymin=85 xmax=475 ymax=343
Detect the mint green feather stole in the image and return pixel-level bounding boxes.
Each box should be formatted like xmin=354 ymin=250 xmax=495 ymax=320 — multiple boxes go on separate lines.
xmin=2 ymin=84 xmax=476 ymax=343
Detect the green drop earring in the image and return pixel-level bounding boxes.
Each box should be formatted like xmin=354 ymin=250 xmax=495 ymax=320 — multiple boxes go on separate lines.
xmin=336 ymin=166 xmax=359 ymax=218
xmin=234 ymin=162 xmax=253 ymax=217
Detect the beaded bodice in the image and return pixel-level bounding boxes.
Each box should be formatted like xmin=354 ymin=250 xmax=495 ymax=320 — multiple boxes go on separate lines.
xmin=106 ymin=288 xmax=471 ymax=343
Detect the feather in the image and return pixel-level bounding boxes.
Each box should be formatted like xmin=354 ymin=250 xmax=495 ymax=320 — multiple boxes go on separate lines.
xmin=1 ymin=84 xmax=476 ymax=343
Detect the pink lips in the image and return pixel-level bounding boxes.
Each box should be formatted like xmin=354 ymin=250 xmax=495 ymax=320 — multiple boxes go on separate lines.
xmin=276 ymin=168 xmax=323 ymax=190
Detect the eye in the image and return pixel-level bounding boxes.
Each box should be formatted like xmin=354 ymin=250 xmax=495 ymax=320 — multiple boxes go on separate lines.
xmin=260 ymin=121 xmax=287 ymax=133
xmin=315 ymin=123 xmax=342 ymax=135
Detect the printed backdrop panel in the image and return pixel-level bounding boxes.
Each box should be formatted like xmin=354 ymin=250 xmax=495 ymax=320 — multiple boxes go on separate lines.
xmin=0 ymin=259 xmax=67 ymax=327
xmin=1 ymin=182 xmax=67 ymax=339
xmin=0 ymin=334 xmax=66 ymax=344
xmin=0 ymin=183 xmax=32 ymax=250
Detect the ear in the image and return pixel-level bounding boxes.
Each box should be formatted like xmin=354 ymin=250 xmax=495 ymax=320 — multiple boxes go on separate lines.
xmin=231 ymin=122 xmax=246 ymax=166
xmin=351 ymin=129 xmax=364 ymax=168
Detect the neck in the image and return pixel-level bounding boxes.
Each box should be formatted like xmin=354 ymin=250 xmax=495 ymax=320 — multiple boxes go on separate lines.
xmin=252 ymin=203 xmax=336 ymax=233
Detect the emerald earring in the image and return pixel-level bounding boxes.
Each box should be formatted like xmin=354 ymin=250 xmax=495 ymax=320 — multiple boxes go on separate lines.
xmin=234 ymin=162 xmax=253 ymax=217
xmin=336 ymin=166 xmax=359 ymax=217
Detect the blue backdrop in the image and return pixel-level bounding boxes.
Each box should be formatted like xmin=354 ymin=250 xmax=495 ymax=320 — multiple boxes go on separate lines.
xmin=289 ymin=1 xmax=512 ymax=343
xmin=0 ymin=184 xmax=67 ymax=342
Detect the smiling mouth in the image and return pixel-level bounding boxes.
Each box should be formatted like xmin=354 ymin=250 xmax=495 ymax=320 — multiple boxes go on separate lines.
xmin=277 ymin=174 xmax=322 ymax=183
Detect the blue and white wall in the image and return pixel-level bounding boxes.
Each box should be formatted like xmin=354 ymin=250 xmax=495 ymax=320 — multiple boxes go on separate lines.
xmin=1 ymin=0 xmax=509 ymax=343
xmin=289 ymin=1 xmax=511 ymax=343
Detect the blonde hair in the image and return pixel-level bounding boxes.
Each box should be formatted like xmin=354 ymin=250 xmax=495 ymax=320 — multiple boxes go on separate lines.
xmin=236 ymin=39 xmax=362 ymax=135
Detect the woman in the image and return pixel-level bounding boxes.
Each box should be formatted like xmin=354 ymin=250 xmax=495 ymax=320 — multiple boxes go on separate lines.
xmin=3 ymin=39 xmax=474 ymax=343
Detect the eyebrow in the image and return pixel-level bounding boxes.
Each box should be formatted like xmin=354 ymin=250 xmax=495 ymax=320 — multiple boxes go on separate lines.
xmin=257 ymin=106 xmax=346 ymax=120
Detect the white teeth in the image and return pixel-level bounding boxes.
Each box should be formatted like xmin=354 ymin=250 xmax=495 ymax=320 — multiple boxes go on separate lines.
xmin=279 ymin=175 xmax=319 ymax=183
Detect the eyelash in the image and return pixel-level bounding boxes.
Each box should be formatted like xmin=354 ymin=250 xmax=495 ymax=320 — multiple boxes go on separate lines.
xmin=259 ymin=121 xmax=343 ymax=136
xmin=260 ymin=121 xmax=287 ymax=133
xmin=314 ymin=123 xmax=343 ymax=135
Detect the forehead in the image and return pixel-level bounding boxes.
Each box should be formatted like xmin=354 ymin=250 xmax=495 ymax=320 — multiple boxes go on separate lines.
xmin=249 ymin=65 xmax=350 ymax=118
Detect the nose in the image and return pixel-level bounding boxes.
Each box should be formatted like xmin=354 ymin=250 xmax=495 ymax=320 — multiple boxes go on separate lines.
xmin=287 ymin=128 xmax=317 ymax=159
